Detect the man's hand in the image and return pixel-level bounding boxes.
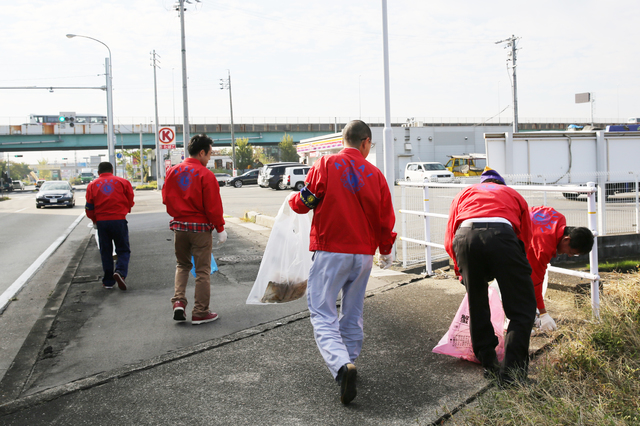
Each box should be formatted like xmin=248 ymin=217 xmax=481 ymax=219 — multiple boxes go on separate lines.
xmin=215 ymin=230 xmax=228 ymax=246
xmin=539 ymin=312 xmax=557 ymax=331
xmin=379 ymin=254 xmax=393 ymax=269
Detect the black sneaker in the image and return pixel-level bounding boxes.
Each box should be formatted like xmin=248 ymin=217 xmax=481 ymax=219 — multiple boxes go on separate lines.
xmin=113 ymin=272 xmax=127 ymax=291
xmin=337 ymin=363 xmax=357 ymax=405
xmin=483 ymin=360 xmax=501 ymax=380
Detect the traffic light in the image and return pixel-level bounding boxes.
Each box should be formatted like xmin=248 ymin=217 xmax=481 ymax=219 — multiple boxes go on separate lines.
xmin=14 ymin=155 xmax=23 ymax=157
xmin=58 ymin=112 xmax=76 ymax=127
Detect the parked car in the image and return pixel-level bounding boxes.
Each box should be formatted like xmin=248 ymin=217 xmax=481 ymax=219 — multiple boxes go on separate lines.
xmin=36 ymin=181 xmax=76 ymax=208
xmin=404 ymin=162 xmax=454 ymax=182
xmin=283 ymin=165 xmax=310 ymax=191
xmin=227 ymin=169 xmax=260 ymax=188
xmin=214 ymin=173 xmax=232 ymax=186
xmin=12 ymin=180 xmax=25 ymax=191
xmin=35 ymin=179 xmax=46 ymax=189
xmin=258 ymin=162 xmax=303 ymax=190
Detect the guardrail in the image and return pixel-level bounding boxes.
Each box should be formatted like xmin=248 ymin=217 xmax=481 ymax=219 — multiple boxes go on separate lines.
xmin=397 ymin=180 xmax=601 ymax=318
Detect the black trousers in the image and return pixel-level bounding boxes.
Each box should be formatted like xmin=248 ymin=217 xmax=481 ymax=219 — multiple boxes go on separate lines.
xmin=452 ymin=223 xmax=536 ymax=375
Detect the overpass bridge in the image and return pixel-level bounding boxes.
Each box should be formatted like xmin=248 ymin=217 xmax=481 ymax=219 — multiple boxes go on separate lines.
xmin=0 ymin=120 xmax=610 ymax=153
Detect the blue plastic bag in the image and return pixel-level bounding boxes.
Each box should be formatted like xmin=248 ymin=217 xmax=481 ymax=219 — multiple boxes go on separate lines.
xmin=190 ymin=253 xmax=218 ymax=278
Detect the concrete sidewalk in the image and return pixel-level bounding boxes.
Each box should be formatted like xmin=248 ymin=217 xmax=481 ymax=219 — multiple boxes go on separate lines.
xmin=0 ymin=208 xmax=552 ymax=425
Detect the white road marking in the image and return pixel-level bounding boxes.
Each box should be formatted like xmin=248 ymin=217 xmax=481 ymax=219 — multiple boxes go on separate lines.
xmin=0 ymin=212 xmax=86 ymax=313
xmin=15 ymin=208 xmax=27 ymax=213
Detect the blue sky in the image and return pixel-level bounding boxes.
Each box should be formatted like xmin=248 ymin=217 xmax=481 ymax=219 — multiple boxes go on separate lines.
xmin=1 ymin=0 xmax=638 ymax=127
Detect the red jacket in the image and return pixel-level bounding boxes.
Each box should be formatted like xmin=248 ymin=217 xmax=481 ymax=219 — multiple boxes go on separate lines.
xmin=445 ymin=182 xmax=532 ymax=276
xmin=162 ymin=158 xmax=225 ymax=232
xmin=289 ymin=147 xmax=396 ymax=255
xmin=528 ymin=206 xmax=566 ymax=311
xmin=85 ymin=172 xmax=135 ymax=221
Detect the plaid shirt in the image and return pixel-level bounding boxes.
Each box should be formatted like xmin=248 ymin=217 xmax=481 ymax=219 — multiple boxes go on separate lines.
xmin=169 ymin=220 xmax=213 ymax=233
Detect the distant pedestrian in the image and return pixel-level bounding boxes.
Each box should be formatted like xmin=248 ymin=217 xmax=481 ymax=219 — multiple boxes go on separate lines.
xmin=288 ymin=120 xmax=397 ymax=405
xmin=163 ymin=134 xmax=227 ymax=325
xmin=528 ymin=206 xmax=594 ymax=331
xmin=444 ymin=168 xmax=536 ymax=386
xmin=85 ymin=162 xmax=135 ymax=290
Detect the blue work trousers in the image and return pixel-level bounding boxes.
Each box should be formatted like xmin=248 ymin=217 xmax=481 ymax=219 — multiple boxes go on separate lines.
xmin=307 ymin=251 xmax=373 ymax=379
xmin=97 ymin=219 xmax=131 ymax=286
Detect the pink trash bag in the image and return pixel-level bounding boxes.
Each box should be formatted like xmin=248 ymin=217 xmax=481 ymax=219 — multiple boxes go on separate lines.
xmin=432 ymin=286 xmax=506 ymax=364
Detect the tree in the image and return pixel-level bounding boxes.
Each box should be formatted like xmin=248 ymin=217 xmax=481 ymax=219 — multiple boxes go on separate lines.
xmin=0 ymin=161 xmax=32 ymax=181
xmin=279 ymin=133 xmax=299 ymax=162
xmin=37 ymin=158 xmax=52 ymax=181
xmin=254 ymin=146 xmax=276 ymax=166
xmin=235 ymin=137 xmax=254 ymax=170
xmin=120 ymin=149 xmax=154 ymax=181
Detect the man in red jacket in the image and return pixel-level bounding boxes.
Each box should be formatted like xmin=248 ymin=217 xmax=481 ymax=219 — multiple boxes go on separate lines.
xmin=528 ymin=206 xmax=594 ymax=331
xmin=163 ymin=134 xmax=226 ymax=325
xmin=85 ymin=162 xmax=135 ymax=290
xmin=289 ymin=120 xmax=396 ymax=405
xmin=445 ymin=168 xmax=535 ymax=386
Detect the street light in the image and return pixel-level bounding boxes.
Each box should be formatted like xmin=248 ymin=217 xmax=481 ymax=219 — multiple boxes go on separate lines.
xmin=66 ymin=34 xmax=116 ymax=173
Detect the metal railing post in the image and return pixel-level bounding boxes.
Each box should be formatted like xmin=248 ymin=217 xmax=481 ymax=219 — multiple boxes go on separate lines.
xmin=423 ymin=183 xmax=432 ymax=275
xmin=587 ymin=182 xmax=600 ymax=319
xmin=636 ymin=174 xmax=640 ymax=234
xmin=401 ymin=184 xmax=407 ymax=268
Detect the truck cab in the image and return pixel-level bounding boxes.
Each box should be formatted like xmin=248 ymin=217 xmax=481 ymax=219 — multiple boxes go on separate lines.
xmin=80 ymin=172 xmax=94 ymax=184
xmin=445 ymin=154 xmax=486 ymax=177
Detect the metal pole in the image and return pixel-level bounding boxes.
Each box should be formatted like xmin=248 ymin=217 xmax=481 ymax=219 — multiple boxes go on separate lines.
xmin=401 ymin=185 xmax=407 ymax=268
xmin=381 ymin=0 xmax=395 ymax=193
xmin=139 ymin=125 xmax=143 ymax=185
xmin=636 ymin=175 xmax=640 ymax=234
xmin=381 ymin=0 xmax=396 ymax=261
xmin=179 ymin=0 xmax=191 ymax=153
xmin=587 ymin=182 xmax=600 ymax=319
xmin=106 ymin=57 xmax=116 ymax=173
xmin=511 ymin=36 xmax=519 ymax=133
xmin=152 ymin=50 xmax=162 ymax=188
xmin=423 ymin=184 xmax=432 ymax=275
xmin=228 ymin=70 xmax=236 ymax=174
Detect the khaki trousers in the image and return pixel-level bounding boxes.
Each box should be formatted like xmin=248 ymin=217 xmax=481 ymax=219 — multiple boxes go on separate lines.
xmin=171 ymin=230 xmax=213 ymax=316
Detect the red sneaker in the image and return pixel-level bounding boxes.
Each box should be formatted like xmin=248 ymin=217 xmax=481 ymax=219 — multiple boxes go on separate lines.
xmin=173 ymin=301 xmax=186 ymax=321
xmin=192 ymin=312 xmax=218 ymax=325
xmin=113 ymin=272 xmax=127 ymax=291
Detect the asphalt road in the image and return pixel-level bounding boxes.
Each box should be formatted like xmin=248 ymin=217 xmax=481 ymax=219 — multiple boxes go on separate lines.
xmin=0 ymin=187 xmax=86 ymax=296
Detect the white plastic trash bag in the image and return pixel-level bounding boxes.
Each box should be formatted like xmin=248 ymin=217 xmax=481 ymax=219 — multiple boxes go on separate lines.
xmin=246 ymin=199 xmax=312 ymax=304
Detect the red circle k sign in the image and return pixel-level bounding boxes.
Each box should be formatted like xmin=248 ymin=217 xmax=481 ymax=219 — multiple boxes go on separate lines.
xmin=159 ymin=127 xmax=176 ymax=149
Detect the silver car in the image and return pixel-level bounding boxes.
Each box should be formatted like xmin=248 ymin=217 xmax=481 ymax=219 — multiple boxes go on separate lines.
xmin=36 ymin=181 xmax=76 ymax=208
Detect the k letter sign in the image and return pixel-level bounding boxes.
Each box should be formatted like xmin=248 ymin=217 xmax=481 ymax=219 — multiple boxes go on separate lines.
xmin=159 ymin=127 xmax=176 ymax=149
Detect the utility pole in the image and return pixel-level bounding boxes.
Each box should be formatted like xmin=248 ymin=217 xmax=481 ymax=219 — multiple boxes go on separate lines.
xmin=176 ymin=0 xmax=197 ymax=154
xmin=139 ymin=124 xmax=144 ymax=185
xmin=496 ymin=35 xmax=520 ymax=133
xmin=151 ymin=50 xmax=162 ymax=188
xmin=220 ymin=70 xmax=235 ymax=174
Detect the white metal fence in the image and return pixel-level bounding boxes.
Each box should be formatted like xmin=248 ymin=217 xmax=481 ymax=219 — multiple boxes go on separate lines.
xmin=397 ymin=172 xmax=640 ymax=272
xmin=397 ymin=179 xmax=604 ymax=317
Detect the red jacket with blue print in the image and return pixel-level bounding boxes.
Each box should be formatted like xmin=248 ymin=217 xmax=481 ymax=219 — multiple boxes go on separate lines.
xmin=288 ymin=147 xmax=397 ymax=255
xmin=85 ymin=172 xmax=135 ymax=222
xmin=162 ymin=158 xmax=225 ymax=232
xmin=445 ymin=182 xmax=532 ymax=277
xmin=528 ymin=206 xmax=566 ymax=311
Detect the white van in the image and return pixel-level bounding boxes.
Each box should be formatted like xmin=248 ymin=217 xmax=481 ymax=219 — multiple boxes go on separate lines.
xmin=283 ymin=165 xmax=310 ymax=190
xmin=404 ymin=162 xmax=454 ymax=182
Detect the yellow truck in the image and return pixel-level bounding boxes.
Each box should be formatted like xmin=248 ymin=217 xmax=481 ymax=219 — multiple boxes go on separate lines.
xmin=444 ymin=154 xmax=486 ymax=177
